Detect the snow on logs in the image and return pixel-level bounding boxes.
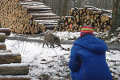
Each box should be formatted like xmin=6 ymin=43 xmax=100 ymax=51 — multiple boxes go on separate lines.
xmin=54 ymin=7 xmax=112 ymax=32
xmin=0 ymin=63 xmax=29 ymax=75
xmin=0 ymin=0 xmax=60 ymax=34
xmin=0 ymin=27 xmax=29 ymax=78
xmin=0 ymin=28 xmax=11 ymax=36
xmin=0 ymin=53 xmax=21 ymax=64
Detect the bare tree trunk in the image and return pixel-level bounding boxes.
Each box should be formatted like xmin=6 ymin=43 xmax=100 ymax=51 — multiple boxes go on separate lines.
xmin=62 ymin=0 xmax=68 ymax=16
xmin=58 ymin=0 xmax=63 ymax=16
xmin=111 ymin=0 xmax=120 ymax=33
xmin=42 ymin=0 xmax=45 ymax=3
xmin=77 ymin=0 xmax=81 ymax=8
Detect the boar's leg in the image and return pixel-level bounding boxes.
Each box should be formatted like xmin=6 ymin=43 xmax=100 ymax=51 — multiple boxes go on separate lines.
xmin=50 ymin=44 xmax=55 ymax=48
xmin=42 ymin=42 xmax=45 ymax=47
xmin=46 ymin=43 xmax=49 ymax=47
xmin=42 ymin=42 xmax=49 ymax=48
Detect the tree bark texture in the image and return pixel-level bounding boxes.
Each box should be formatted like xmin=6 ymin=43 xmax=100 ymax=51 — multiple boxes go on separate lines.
xmin=0 ymin=53 xmax=21 ymax=64
xmin=111 ymin=0 xmax=120 ymax=33
xmin=0 ymin=65 xmax=29 ymax=75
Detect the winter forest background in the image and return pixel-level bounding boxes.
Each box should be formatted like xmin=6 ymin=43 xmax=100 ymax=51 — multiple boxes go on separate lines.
xmin=0 ymin=0 xmax=120 ymax=80
xmin=39 ymin=0 xmax=113 ymax=16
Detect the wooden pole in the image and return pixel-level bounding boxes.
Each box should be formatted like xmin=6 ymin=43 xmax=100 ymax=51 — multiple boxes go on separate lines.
xmin=0 ymin=28 xmax=11 ymax=36
xmin=0 ymin=64 xmax=29 ymax=75
xmin=0 ymin=53 xmax=21 ymax=64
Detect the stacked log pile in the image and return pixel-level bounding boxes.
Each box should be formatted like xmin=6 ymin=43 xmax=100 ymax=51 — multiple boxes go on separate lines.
xmin=0 ymin=0 xmax=60 ymax=34
xmin=54 ymin=7 xmax=112 ymax=32
xmin=0 ymin=28 xmax=11 ymax=50
xmin=0 ymin=28 xmax=30 ymax=80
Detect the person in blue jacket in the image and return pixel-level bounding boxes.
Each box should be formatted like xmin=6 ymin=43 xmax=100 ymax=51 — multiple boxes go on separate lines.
xmin=68 ymin=23 xmax=113 ymax=80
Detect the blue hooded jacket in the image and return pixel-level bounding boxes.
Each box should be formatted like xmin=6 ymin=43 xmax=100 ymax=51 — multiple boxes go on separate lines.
xmin=68 ymin=35 xmax=113 ymax=80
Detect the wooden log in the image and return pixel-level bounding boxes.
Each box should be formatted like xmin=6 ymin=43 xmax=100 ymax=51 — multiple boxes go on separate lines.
xmin=19 ymin=1 xmax=44 ymax=5
xmin=0 ymin=43 xmax=6 ymax=50
xmin=27 ymin=8 xmax=51 ymax=11
xmin=34 ymin=20 xmax=58 ymax=23
xmin=107 ymin=25 xmax=111 ymax=30
xmin=22 ymin=4 xmax=48 ymax=9
xmin=30 ymin=13 xmax=57 ymax=18
xmin=0 ymin=63 xmax=29 ymax=75
xmin=0 ymin=77 xmax=30 ymax=80
xmin=28 ymin=10 xmax=50 ymax=14
xmin=34 ymin=16 xmax=60 ymax=20
xmin=0 ymin=33 xmax=6 ymax=42
xmin=104 ymin=28 xmax=107 ymax=32
xmin=0 ymin=53 xmax=21 ymax=64
xmin=69 ymin=8 xmax=74 ymax=16
xmin=0 ymin=28 xmax=11 ymax=36
xmin=100 ymin=15 xmax=109 ymax=23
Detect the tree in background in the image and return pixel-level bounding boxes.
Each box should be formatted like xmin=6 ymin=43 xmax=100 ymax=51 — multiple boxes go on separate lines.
xmin=111 ymin=0 xmax=120 ymax=33
xmin=62 ymin=0 xmax=68 ymax=16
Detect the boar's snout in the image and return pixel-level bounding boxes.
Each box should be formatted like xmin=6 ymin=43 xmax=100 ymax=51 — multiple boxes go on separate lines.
xmin=54 ymin=37 xmax=61 ymax=46
xmin=57 ymin=43 xmax=61 ymax=47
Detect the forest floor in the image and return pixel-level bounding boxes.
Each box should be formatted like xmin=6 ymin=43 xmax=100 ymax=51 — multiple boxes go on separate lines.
xmin=4 ymin=31 xmax=120 ymax=80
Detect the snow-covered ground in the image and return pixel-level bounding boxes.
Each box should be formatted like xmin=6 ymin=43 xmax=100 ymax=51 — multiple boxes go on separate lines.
xmin=1 ymin=31 xmax=120 ymax=80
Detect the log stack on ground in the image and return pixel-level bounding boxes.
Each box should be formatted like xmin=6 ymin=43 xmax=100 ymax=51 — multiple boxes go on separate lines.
xmin=54 ymin=7 xmax=112 ymax=32
xmin=0 ymin=0 xmax=60 ymax=34
xmin=0 ymin=28 xmax=11 ymax=50
xmin=0 ymin=28 xmax=30 ymax=79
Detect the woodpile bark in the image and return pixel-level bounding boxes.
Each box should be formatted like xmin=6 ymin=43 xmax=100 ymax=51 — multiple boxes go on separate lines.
xmin=0 ymin=43 xmax=6 ymax=50
xmin=0 ymin=28 xmax=11 ymax=36
xmin=0 ymin=64 xmax=29 ymax=75
xmin=0 ymin=53 xmax=21 ymax=64
xmin=54 ymin=7 xmax=112 ymax=32
xmin=0 ymin=77 xmax=30 ymax=80
xmin=0 ymin=0 xmax=60 ymax=34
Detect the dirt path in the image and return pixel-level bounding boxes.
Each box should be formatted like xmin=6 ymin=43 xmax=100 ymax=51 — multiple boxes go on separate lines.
xmin=107 ymin=43 xmax=120 ymax=51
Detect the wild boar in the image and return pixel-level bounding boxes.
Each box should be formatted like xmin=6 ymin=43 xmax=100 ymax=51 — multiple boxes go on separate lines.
xmin=42 ymin=33 xmax=61 ymax=48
